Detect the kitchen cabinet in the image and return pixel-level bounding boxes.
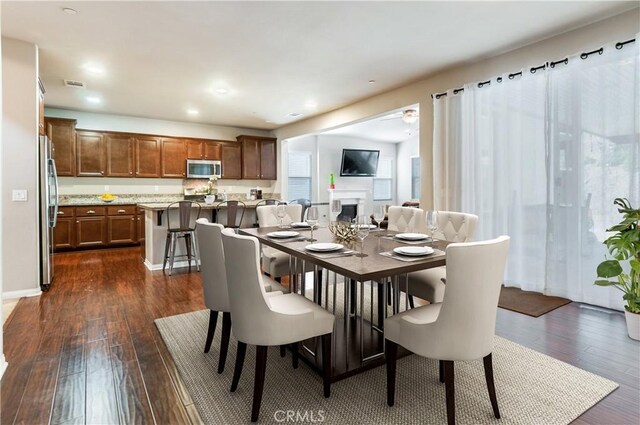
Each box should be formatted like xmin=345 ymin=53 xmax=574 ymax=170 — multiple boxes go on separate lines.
xmin=53 ymin=207 xmax=75 ymax=250
xmin=76 ymin=131 xmax=106 ymax=177
xmin=46 ymin=118 xmax=76 ymax=176
xmin=221 ymin=142 xmax=242 ymax=179
xmin=135 ymin=136 xmax=162 ymax=177
xmin=161 ymin=138 xmax=186 ymax=178
xmin=136 ymin=208 xmax=145 ymax=243
xmin=186 ymin=140 xmax=222 ymax=160
xmin=237 ymin=135 xmax=277 ymax=180
xmin=105 ymin=134 xmax=135 ymax=177
xmin=108 ymin=213 xmax=136 ymax=245
xmin=75 ymin=217 xmax=107 ymax=248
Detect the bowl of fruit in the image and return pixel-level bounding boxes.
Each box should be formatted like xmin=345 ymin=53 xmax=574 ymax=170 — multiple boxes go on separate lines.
xmin=99 ymin=193 xmax=118 ymax=203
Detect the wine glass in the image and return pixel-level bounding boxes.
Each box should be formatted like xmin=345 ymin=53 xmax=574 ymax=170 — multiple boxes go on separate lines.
xmin=330 ymin=200 xmax=342 ymax=223
xmin=426 ymin=210 xmax=439 ymax=241
xmin=373 ymin=205 xmax=385 ymax=232
xmin=306 ymin=206 xmax=319 ymax=241
xmin=276 ymin=204 xmax=287 ymax=228
xmin=355 ymin=215 xmax=370 ymax=257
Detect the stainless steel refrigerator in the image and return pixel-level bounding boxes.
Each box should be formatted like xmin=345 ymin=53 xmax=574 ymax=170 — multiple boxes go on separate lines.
xmin=40 ymin=135 xmax=59 ymax=290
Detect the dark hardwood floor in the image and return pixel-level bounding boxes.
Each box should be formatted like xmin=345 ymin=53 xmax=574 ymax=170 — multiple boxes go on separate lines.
xmin=2 ymin=247 xmax=639 ymax=424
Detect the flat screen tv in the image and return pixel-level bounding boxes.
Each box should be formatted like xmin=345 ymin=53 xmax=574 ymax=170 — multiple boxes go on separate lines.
xmin=340 ymin=149 xmax=380 ymax=177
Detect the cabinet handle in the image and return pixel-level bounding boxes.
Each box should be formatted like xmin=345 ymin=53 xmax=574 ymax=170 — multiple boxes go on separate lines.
xmin=118 ymin=209 xmax=126 ymax=214
xmin=87 ymin=210 xmax=96 ymax=214
xmin=131 ymin=218 xmax=135 ymax=221
xmin=129 ymin=172 xmax=133 ymax=175
xmin=100 ymin=171 xmax=104 ymax=175
xmin=76 ymin=220 xmax=80 ymax=224
xmin=57 ymin=211 xmax=64 ymax=215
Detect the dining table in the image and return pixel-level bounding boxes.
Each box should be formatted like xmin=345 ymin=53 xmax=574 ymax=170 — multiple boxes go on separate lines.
xmin=239 ymin=225 xmax=450 ymax=382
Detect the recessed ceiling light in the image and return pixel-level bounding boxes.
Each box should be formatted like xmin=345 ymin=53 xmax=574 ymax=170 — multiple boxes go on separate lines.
xmin=62 ymin=7 xmax=78 ymax=15
xmin=287 ymin=112 xmax=303 ymax=118
xmin=368 ymin=80 xmax=376 ymax=84
xmin=215 ymin=88 xmax=228 ymax=94
xmin=187 ymin=109 xmax=199 ymax=116
xmin=304 ymin=101 xmax=318 ymax=109
xmin=85 ymin=96 xmax=101 ymax=104
xmin=265 ymin=120 xmax=274 ymax=123
xmin=82 ymin=63 xmax=104 ymax=75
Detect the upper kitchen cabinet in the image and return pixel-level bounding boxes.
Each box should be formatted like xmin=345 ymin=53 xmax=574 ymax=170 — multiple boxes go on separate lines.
xmin=161 ymin=138 xmax=186 ymax=178
xmin=105 ymin=133 xmax=135 ymax=177
xmin=186 ymin=140 xmax=222 ymax=160
xmin=76 ymin=131 xmax=106 ymax=176
xmin=135 ymin=136 xmax=162 ymax=177
xmin=237 ymin=135 xmax=277 ymax=180
xmin=221 ymin=142 xmax=242 ymax=179
xmin=45 ymin=117 xmax=76 ymax=176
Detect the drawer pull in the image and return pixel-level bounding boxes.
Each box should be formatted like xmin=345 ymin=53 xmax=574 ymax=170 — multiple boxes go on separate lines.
xmin=57 ymin=211 xmax=64 ymax=215
xmin=87 ymin=210 xmax=96 ymax=214
xmin=118 ymin=209 xmax=126 ymax=213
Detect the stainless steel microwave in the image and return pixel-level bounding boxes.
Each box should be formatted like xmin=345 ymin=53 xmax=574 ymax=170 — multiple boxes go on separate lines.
xmin=186 ymin=159 xmax=222 ymax=179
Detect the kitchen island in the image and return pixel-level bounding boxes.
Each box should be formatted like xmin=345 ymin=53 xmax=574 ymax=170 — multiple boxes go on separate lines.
xmin=138 ymin=200 xmax=269 ymax=270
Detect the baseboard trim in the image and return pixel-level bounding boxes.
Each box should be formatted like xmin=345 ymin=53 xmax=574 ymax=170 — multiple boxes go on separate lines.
xmin=144 ymin=259 xmax=200 ymax=271
xmin=2 ymin=288 xmax=42 ymax=299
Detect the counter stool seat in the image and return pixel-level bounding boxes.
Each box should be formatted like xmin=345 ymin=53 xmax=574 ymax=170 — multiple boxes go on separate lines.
xmin=163 ymin=201 xmax=202 ymax=275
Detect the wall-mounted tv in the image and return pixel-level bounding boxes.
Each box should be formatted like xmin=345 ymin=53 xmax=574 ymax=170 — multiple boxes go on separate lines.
xmin=340 ymin=149 xmax=380 ymax=177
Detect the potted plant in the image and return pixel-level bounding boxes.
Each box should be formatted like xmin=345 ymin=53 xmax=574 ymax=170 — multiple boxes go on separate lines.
xmin=595 ymin=198 xmax=640 ymax=340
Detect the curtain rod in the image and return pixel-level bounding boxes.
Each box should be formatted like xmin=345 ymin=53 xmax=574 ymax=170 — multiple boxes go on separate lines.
xmin=432 ymin=37 xmax=636 ymax=99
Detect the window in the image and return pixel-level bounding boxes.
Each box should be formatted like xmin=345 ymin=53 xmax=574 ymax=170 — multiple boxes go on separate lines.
xmin=411 ymin=157 xmax=420 ymax=199
xmin=373 ymin=157 xmax=393 ymax=201
xmin=288 ymin=151 xmax=312 ymax=201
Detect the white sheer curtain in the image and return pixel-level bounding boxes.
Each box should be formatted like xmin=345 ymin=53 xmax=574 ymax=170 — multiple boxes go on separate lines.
xmin=433 ymin=35 xmax=639 ymax=310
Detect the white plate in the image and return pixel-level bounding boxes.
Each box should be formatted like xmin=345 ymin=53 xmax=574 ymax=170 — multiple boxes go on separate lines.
xmin=305 ymin=243 xmax=344 ymax=252
xmin=395 ymin=233 xmax=429 ymax=241
xmin=393 ymin=246 xmax=434 ymax=257
xmin=351 ymin=224 xmax=377 ymax=229
xmin=291 ymin=222 xmax=311 ymax=228
xmin=267 ymin=231 xmax=300 ymax=238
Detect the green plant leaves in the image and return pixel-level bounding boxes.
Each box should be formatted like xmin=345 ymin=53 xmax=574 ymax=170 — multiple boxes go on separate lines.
xmin=594 ymin=279 xmax=617 ymax=286
xmin=597 ymin=260 xmax=623 ymax=278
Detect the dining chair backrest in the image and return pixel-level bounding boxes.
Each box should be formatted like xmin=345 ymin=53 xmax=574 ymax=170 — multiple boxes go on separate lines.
xmin=166 ymin=201 xmax=201 ymax=231
xmin=253 ymin=199 xmax=279 ymax=226
xmin=194 ymin=218 xmax=229 ymax=312
xmin=256 ymin=204 xmax=303 ymax=227
xmin=434 ymin=211 xmax=479 ymax=242
xmin=387 ymin=206 xmax=426 ymax=232
xmin=216 ymin=200 xmax=246 ymax=229
xmin=221 ymin=228 xmax=273 ymax=344
xmin=417 ymin=236 xmax=510 ymax=361
xmin=289 ymin=198 xmax=311 ymax=221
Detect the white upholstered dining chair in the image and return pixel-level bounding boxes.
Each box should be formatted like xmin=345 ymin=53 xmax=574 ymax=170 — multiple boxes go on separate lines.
xmin=407 ymin=211 xmax=479 ymax=305
xmin=385 ymin=236 xmax=510 ymax=425
xmin=195 ymin=219 xmax=286 ymax=373
xmin=221 ymin=228 xmax=335 ymax=422
xmin=256 ymin=204 xmax=303 ymax=279
xmin=387 ymin=206 xmax=426 ymax=233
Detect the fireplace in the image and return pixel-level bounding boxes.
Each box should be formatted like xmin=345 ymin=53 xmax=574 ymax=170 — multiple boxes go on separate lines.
xmin=337 ymin=204 xmax=357 ymax=222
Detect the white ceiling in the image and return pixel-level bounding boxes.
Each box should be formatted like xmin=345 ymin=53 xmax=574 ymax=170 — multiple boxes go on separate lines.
xmin=322 ymin=105 xmax=420 ymax=143
xmin=2 ymin=1 xmax=637 ymax=130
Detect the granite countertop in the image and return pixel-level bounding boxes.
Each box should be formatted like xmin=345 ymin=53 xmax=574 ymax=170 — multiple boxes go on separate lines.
xmin=59 ymin=194 xmax=184 ymax=207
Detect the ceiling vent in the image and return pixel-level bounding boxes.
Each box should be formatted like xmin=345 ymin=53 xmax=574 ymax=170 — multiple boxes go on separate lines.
xmin=287 ymin=112 xmax=303 ymax=118
xmin=64 ymin=79 xmax=86 ymax=88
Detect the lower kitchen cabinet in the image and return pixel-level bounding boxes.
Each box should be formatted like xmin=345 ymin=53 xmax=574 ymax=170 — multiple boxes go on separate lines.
xmin=53 ymin=217 xmax=75 ymax=250
xmin=75 ymin=217 xmax=107 ymax=248
xmin=108 ymin=215 xmax=136 ymax=244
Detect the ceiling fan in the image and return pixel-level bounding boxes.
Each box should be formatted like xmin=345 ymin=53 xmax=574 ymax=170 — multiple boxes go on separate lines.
xmin=379 ymin=109 xmax=419 ymax=124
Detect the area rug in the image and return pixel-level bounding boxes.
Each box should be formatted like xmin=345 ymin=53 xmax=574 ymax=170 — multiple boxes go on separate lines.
xmin=156 ymin=309 xmax=617 ymax=424
xmin=498 ymin=286 xmax=572 ymax=317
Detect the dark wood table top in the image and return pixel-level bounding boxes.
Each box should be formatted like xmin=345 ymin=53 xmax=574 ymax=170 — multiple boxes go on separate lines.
xmin=240 ymin=226 xmax=448 ymax=282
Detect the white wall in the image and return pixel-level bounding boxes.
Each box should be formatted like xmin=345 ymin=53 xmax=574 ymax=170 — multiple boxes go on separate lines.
xmin=1 ymin=37 xmax=40 ymax=297
xmin=397 ymin=135 xmax=419 ymax=202
xmin=45 ymin=108 xmax=282 ymax=196
xmin=0 ymin=3 xmax=7 ymax=379
xmin=274 ymin=10 xmax=640 ymax=210
xmin=287 ymin=134 xmax=397 ymax=218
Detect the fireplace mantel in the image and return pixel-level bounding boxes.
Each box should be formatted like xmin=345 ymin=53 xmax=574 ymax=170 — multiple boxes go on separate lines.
xmin=328 ymin=188 xmax=372 ymax=219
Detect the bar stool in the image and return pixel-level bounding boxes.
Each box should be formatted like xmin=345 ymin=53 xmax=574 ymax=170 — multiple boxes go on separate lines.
xmin=216 ymin=200 xmax=246 ymax=232
xmin=162 ymin=201 xmax=201 ymax=275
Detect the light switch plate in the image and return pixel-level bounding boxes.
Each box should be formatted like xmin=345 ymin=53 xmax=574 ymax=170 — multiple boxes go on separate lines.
xmin=12 ymin=189 xmax=27 ymax=201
